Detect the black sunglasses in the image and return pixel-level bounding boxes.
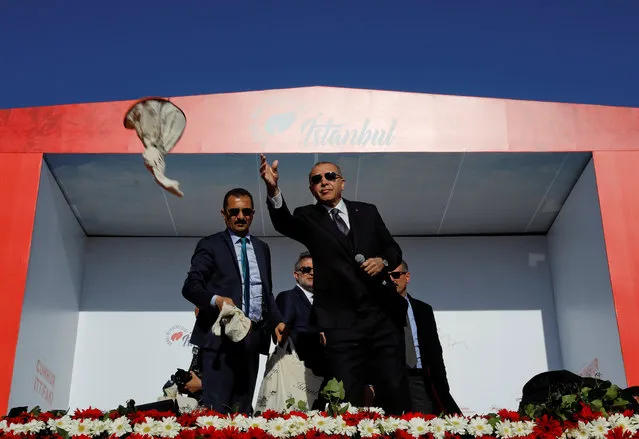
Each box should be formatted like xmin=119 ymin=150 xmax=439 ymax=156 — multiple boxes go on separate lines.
xmin=389 ymin=271 xmax=407 ymax=279
xmin=226 ymin=208 xmax=254 ymax=217
xmin=310 ymin=172 xmax=341 ymax=185
xmin=297 ymin=266 xmax=313 ymax=274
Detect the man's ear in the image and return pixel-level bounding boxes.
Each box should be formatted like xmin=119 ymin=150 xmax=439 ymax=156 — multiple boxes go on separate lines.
xmin=405 ymin=272 xmax=411 ymax=283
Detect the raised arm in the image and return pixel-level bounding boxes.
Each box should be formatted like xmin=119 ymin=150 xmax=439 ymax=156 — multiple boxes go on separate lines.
xmin=259 ymin=154 xmax=309 ymax=243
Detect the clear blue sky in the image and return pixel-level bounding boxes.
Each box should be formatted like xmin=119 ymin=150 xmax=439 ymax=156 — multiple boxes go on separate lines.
xmin=1 ymin=1 xmax=638 ymax=109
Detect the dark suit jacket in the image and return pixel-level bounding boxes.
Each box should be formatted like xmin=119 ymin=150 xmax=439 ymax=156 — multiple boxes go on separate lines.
xmin=182 ymin=230 xmax=282 ymax=354
xmin=408 ymin=294 xmax=461 ymax=415
xmin=267 ymin=197 xmax=406 ymax=329
xmin=276 ymin=286 xmax=324 ymax=374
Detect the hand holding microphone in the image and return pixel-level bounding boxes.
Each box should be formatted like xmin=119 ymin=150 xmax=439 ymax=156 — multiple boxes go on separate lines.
xmin=355 ymin=254 xmax=387 ymax=277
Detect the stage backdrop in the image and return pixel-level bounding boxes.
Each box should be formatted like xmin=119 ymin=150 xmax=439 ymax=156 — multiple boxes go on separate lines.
xmin=8 ymin=164 xmax=85 ymax=411
xmin=67 ymin=234 xmax=559 ymax=415
xmin=547 ymin=161 xmax=626 ymax=386
xmin=9 ymin=159 xmax=624 ymax=415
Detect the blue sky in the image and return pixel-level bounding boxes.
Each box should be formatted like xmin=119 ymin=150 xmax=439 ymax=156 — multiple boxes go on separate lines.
xmin=1 ymin=1 xmax=638 ymax=109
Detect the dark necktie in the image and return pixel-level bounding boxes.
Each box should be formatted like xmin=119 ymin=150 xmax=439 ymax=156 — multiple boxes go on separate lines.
xmin=240 ymin=237 xmax=251 ymax=316
xmin=330 ymin=208 xmax=349 ymax=236
xmin=405 ymin=314 xmax=418 ymax=369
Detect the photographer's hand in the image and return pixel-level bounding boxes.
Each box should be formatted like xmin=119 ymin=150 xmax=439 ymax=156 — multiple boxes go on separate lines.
xmin=184 ymin=371 xmax=202 ymax=394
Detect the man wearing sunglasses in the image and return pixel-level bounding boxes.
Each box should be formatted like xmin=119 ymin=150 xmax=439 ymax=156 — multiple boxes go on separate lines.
xmin=259 ymin=155 xmax=409 ymax=414
xmin=182 ymin=188 xmax=286 ymax=415
xmin=275 ymin=251 xmax=325 ymax=377
xmin=389 ymin=261 xmax=461 ymax=415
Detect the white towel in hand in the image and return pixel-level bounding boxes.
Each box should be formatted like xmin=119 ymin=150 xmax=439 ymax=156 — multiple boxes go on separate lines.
xmin=212 ymin=302 xmax=252 ymax=342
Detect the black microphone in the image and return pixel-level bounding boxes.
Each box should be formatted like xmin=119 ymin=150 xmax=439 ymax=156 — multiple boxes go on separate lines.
xmin=355 ymin=254 xmax=387 ymax=286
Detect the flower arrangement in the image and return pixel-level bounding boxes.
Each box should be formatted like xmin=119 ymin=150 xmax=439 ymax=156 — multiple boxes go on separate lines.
xmin=1 ymin=404 xmax=639 ymax=439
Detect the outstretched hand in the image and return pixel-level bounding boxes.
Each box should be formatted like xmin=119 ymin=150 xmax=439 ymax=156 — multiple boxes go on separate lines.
xmin=259 ymin=154 xmax=280 ymax=197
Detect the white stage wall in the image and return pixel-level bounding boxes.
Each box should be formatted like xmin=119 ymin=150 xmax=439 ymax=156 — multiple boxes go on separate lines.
xmin=9 ymin=164 xmax=86 ymax=410
xmin=69 ymin=234 xmax=559 ymax=415
xmin=547 ymin=159 xmax=627 ymax=386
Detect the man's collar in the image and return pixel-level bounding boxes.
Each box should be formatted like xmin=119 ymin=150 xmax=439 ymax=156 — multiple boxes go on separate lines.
xmin=296 ymin=283 xmax=313 ymax=296
xmin=227 ymin=229 xmax=251 ymax=243
xmin=321 ymin=198 xmax=346 ymax=214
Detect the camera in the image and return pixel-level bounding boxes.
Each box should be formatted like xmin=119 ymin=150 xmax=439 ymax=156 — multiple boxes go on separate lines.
xmin=163 ymin=347 xmax=203 ymax=399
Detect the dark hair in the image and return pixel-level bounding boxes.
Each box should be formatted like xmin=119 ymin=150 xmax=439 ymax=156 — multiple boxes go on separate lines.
xmin=295 ymin=251 xmax=312 ymax=271
xmin=309 ymin=162 xmax=344 ymax=181
xmin=399 ymin=260 xmax=409 ymax=272
xmin=223 ymin=188 xmax=254 ymax=210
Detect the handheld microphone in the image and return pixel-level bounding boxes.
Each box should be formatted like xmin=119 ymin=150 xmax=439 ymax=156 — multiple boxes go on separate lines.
xmin=355 ymin=254 xmax=387 ymax=286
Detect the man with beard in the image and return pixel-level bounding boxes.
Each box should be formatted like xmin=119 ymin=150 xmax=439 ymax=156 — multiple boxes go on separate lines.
xmin=259 ymin=155 xmax=409 ymax=414
xmin=182 ymin=187 xmax=286 ymax=414
xmin=276 ymin=251 xmax=326 ymax=376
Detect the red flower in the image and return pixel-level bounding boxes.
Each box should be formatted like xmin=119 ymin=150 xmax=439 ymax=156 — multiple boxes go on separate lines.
xmin=260 ymin=409 xmax=282 ymax=420
xmin=72 ymin=407 xmax=104 ymax=420
xmin=606 ymin=426 xmax=633 ymax=439
xmin=497 ymin=409 xmax=521 ymax=422
xmin=575 ymin=402 xmax=602 ymax=422
xmin=176 ymin=429 xmax=199 ymax=439
xmin=177 ymin=411 xmax=200 ymax=427
xmin=532 ymin=414 xmax=563 ymax=439
xmin=395 ymin=430 xmax=414 ymax=439
xmin=247 ymin=426 xmax=270 ymax=439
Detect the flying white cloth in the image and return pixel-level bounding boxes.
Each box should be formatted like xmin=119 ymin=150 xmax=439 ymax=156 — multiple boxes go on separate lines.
xmin=124 ymin=98 xmax=186 ymax=197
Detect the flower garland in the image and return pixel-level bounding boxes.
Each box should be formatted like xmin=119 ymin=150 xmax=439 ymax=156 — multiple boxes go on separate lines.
xmin=1 ymin=405 xmax=639 ymax=439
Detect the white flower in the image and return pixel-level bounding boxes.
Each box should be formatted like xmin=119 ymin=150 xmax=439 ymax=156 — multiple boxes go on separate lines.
xmin=444 ymin=414 xmax=468 ymax=435
xmin=0 ymin=420 xmax=6 ymax=432
xmin=380 ymin=416 xmax=406 ymax=432
xmin=246 ymin=416 xmax=268 ymax=430
xmin=406 ymin=417 xmax=429 ymax=437
xmin=196 ymin=415 xmax=221 ymax=428
xmin=494 ymin=419 xmax=514 ymax=438
xmin=357 ymin=418 xmax=380 ymax=437
xmin=227 ymin=414 xmax=249 ymax=430
xmin=587 ymin=417 xmax=610 ymax=439
xmin=429 ymin=417 xmax=447 ymax=439
xmin=333 ymin=415 xmax=358 ymax=437
xmin=157 ymin=417 xmax=182 ymax=438
xmin=287 ymin=415 xmax=310 ymax=435
xmin=608 ymin=413 xmax=637 ymax=433
xmin=310 ymin=413 xmax=335 ymax=433
xmin=48 ymin=415 xmax=73 ymax=432
xmin=67 ymin=419 xmax=98 ymax=437
xmin=467 ymin=417 xmax=494 ymax=436
xmin=133 ymin=417 xmax=161 ymax=436
xmin=107 ymin=416 xmax=133 ymax=437
xmin=266 ymin=417 xmax=290 ymax=438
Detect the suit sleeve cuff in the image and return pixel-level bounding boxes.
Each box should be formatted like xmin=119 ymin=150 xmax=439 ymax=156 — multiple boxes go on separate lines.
xmin=268 ymin=192 xmax=283 ymax=209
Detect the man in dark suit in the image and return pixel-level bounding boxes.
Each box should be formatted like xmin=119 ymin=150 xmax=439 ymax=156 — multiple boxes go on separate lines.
xmin=182 ymin=187 xmax=286 ymax=415
xmin=259 ymin=155 xmax=409 ymax=414
xmin=275 ymin=251 xmax=325 ymax=376
xmin=389 ymin=260 xmax=461 ymax=415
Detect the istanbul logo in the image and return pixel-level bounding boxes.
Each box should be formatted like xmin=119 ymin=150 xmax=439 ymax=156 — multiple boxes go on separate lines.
xmin=165 ymin=325 xmax=193 ymax=347
xmin=249 ymin=94 xmax=397 ymax=147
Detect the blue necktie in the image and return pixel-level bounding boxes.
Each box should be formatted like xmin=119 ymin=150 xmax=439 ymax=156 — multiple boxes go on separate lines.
xmin=240 ymin=237 xmax=250 ymax=316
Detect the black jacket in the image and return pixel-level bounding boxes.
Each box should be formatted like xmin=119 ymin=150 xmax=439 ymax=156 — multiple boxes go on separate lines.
xmin=182 ymin=230 xmax=282 ymax=354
